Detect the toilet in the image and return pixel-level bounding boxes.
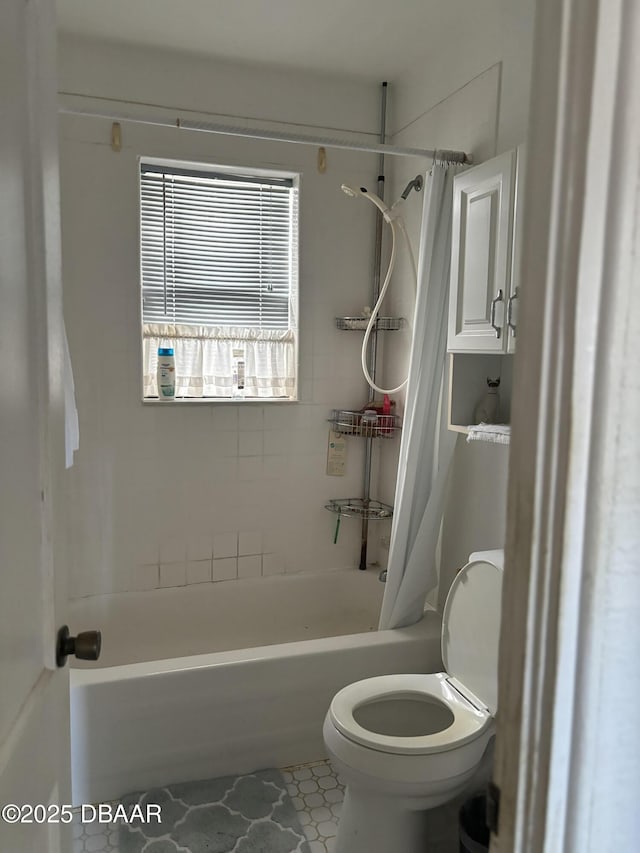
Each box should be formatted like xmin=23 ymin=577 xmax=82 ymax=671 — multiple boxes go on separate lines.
xmin=323 ymin=549 xmax=504 ymax=853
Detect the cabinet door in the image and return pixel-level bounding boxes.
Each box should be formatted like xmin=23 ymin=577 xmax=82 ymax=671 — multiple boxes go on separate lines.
xmin=448 ymin=150 xmax=516 ymax=352
xmin=507 ymin=146 xmax=526 ymax=353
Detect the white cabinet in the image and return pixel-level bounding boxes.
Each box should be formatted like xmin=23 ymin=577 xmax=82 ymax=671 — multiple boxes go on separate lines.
xmin=448 ymin=148 xmax=525 ymax=353
xmin=446 ymin=146 xmax=526 ymax=433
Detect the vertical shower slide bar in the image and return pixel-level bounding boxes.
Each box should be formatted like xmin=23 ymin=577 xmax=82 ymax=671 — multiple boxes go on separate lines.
xmin=359 ymin=81 xmax=387 ymax=571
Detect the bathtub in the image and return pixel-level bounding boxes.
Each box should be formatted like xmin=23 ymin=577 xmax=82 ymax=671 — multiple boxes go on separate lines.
xmin=70 ymin=569 xmax=442 ymax=804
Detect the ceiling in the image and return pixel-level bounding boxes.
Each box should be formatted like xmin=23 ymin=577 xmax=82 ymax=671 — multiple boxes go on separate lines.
xmin=56 ymin=0 xmax=498 ymax=82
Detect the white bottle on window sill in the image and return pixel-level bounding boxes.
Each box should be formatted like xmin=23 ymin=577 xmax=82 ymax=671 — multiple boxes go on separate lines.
xmin=157 ymin=347 xmax=176 ymax=401
xmin=232 ymin=348 xmax=245 ymax=398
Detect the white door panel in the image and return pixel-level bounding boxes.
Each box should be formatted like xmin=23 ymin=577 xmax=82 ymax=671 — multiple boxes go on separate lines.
xmin=0 ymin=2 xmax=71 ymax=850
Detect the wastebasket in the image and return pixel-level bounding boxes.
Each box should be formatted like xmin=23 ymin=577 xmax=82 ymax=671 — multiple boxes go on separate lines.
xmin=459 ymin=794 xmax=490 ymax=853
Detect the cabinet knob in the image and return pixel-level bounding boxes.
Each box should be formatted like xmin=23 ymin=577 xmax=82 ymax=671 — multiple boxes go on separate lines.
xmin=490 ymin=290 xmax=504 ymax=339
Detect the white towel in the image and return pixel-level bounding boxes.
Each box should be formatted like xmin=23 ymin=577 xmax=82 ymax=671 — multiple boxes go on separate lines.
xmin=466 ymin=423 xmax=511 ymax=445
xmin=63 ymin=324 xmax=79 ymax=468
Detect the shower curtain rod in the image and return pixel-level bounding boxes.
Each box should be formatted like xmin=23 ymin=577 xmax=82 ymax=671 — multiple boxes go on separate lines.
xmin=58 ymin=106 xmax=470 ymax=163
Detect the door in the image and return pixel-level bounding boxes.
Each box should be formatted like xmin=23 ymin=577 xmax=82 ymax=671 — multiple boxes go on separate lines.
xmin=0 ymin=2 xmax=71 ymax=851
xmin=448 ymin=150 xmax=516 ymax=352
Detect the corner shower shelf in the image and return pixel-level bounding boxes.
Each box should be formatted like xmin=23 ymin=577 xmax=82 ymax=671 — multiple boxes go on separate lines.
xmin=329 ymin=409 xmax=401 ymax=438
xmin=324 ymin=498 xmax=393 ymax=520
xmin=335 ymin=316 xmax=403 ymax=331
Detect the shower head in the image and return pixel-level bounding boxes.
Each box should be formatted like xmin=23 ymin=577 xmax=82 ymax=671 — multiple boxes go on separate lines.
xmin=341 ymin=184 xmax=362 ymax=198
xmin=341 ymin=184 xmax=389 ymax=215
xmin=399 ymin=174 xmax=424 ymax=200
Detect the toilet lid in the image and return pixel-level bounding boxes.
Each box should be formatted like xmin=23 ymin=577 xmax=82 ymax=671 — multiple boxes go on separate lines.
xmin=441 ymin=555 xmax=503 ymax=714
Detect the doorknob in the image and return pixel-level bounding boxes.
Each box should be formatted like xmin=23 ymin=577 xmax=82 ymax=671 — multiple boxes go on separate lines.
xmin=56 ymin=625 xmax=102 ymax=668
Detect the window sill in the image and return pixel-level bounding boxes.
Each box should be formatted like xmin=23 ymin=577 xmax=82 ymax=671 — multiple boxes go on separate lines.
xmin=142 ymin=397 xmax=298 ymax=405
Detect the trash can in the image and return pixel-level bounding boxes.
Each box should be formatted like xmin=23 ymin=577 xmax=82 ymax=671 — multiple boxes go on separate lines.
xmin=459 ymin=794 xmax=490 ymax=853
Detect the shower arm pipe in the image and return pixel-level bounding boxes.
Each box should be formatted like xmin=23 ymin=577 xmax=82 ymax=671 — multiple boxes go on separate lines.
xmin=57 ymin=105 xmax=470 ymax=163
xmin=367 ymin=85 xmax=388 ymax=401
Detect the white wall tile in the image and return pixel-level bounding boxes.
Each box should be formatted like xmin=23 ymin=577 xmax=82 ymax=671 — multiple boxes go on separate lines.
xmin=186 ymin=559 xmax=212 ymax=584
xmin=238 ymin=431 xmax=263 ymax=457
xmin=264 ymin=431 xmax=292 ymax=456
xmin=187 ymin=535 xmax=212 ymax=561
xmin=159 ymin=562 xmax=186 ymax=587
xmin=212 ymin=557 xmax=237 ymax=581
xmin=263 ymin=455 xmax=289 ymax=480
xmin=133 ymin=563 xmax=159 ymax=590
xmin=211 ymin=430 xmax=238 ymax=458
xmin=211 ymin=457 xmax=237 ymax=483
xmin=159 ymin=537 xmax=186 ymax=564
xmin=298 ymin=379 xmax=313 ymax=401
xmin=262 ymin=528 xmax=285 ymax=553
xmin=238 ymin=457 xmax=261 ymax=481
xmin=213 ymin=531 xmax=238 ymax=559
xmin=238 ymin=555 xmax=262 ymax=579
xmin=134 ymin=540 xmax=160 ymax=567
xmin=238 ymin=530 xmax=262 ymax=556
xmin=262 ymin=553 xmax=284 ymax=576
xmin=212 ymin=407 xmax=238 ymax=431
xmin=263 ymin=407 xmax=291 ymax=431
xmin=238 ymin=406 xmax=264 ymax=431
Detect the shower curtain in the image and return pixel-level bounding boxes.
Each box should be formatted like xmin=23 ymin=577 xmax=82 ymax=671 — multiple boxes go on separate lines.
xmin=379 ymin=163 xmax=462 ymax=630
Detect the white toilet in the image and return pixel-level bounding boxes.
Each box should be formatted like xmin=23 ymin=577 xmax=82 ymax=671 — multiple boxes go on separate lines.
xmin=323 ymin=549 xmax=503 ymax=853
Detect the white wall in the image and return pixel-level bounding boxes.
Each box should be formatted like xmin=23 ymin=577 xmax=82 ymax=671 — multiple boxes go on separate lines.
xmin=57 ymin=35 xmax=380 ymax=137
xmin=377 ymin=0 xmax=534 ymax=597
xmin=390 ymin=0 xmax=535 ymax=152
xmin=58 ymin=38 xmax=385 ymax=598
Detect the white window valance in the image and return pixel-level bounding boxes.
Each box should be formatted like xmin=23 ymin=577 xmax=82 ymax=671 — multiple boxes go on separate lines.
xmin=143 ymin=324 xmax=296 ymax=399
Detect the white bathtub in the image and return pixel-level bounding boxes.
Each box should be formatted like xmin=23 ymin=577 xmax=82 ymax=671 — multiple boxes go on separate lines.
xmin=70 ymin=570 xmax=442 ymax=804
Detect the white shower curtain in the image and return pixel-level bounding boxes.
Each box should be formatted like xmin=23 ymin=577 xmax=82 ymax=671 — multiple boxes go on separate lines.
xmin=379 ymin=163 xmax=462 ymax=630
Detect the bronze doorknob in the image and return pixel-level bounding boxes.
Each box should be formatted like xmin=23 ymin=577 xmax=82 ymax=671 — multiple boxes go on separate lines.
xmin=56 ymin=625 xmax=101 ymax=667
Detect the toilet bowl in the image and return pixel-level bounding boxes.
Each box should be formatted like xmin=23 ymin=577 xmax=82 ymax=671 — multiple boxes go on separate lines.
xmin=323 ymin=549 xmax=503 ymax=853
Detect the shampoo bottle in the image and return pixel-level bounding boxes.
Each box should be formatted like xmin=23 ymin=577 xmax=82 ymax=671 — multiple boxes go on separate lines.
xmin=157 ymin=347 xmax=176 ymax=401
xmin=232 ymin=348 xmax=245 ymax=397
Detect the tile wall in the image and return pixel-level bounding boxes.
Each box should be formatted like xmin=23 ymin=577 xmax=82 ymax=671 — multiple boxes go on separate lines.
xmin=60 ymin=108 xmax=390 ymax=600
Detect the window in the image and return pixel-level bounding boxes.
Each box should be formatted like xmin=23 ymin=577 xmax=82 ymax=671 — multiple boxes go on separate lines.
xmin=140 ymin=159 xmax=299 ymax=400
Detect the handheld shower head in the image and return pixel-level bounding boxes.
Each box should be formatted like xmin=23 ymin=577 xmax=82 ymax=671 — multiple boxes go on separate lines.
xmin=341 ymin=184 xmax=362 ymax=198
xmin=341 ymin=184 xmax=389 ymax=216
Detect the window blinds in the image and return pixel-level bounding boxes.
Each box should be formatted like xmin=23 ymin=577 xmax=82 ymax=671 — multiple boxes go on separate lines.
xmin=140 ymin=164 xmax=296 ymax=329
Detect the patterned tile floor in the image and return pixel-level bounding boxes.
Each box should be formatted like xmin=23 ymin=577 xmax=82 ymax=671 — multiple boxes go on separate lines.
xmin=281 ymin=760 xmax=344 ymax=853
xmin=72 ymin=758 xmax=463 ymax=853
xmin=72 ymin=761 xmax=341 ymax=853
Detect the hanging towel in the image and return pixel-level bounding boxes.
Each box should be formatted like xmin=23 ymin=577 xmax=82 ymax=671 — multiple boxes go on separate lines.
xmin=63 ymin=324 xmax=79 ymax=468
xmin=466 ymin=423 xmax=511 ymax=445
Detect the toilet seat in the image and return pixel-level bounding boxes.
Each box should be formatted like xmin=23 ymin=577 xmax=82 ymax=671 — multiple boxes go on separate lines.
xmin=329 ymin=672 xmax=491 ymax=756
xmin=329 ymin=553 xmax=504 ymax=758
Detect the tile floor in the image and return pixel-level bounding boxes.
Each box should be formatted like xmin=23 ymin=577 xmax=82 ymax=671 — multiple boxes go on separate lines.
xmin=281 ymin=760 xmax=344 ymax=852
xmin=72 ymin=758 xmax=462 ymax=853
xmin=72 ymin=760 xmax=342 ymax=853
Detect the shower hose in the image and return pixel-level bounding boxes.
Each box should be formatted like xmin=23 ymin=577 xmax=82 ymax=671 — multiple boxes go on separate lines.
xmin=361 ymin=211 xmax=418 ymax=395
